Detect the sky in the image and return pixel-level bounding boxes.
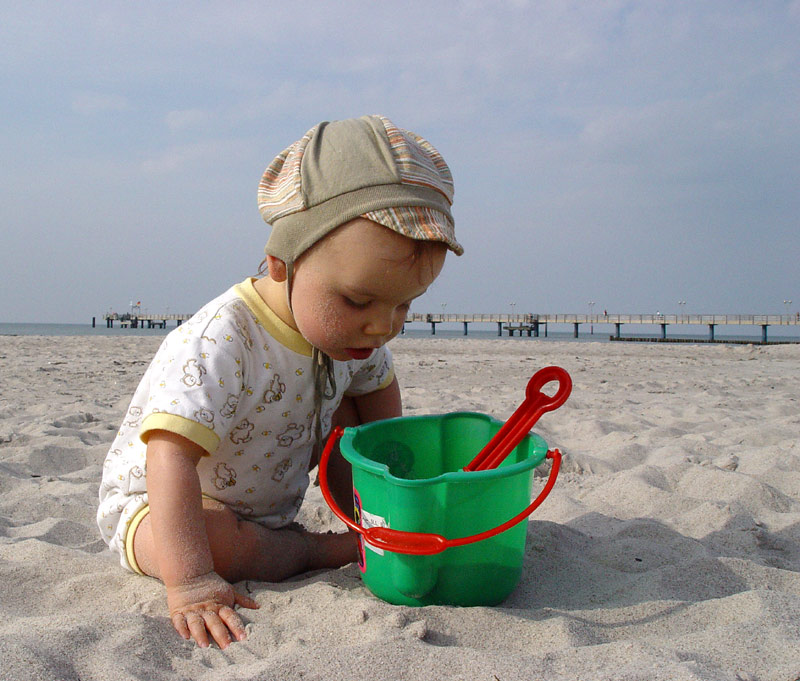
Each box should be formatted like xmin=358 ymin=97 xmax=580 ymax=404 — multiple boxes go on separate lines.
xmin=2 ymin=0 xmax=798 ymax=323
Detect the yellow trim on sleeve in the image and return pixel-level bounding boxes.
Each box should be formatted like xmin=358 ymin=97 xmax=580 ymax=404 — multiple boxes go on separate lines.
xmin=235 ymin=278 xmax=313 ymax=356
xmin=140 ymin=412 xmax=220 ymax=454
xmin=377 ymin=366 xmax=396 ymax=390
xmin=345 ymin=366 xmax=396 ymax=397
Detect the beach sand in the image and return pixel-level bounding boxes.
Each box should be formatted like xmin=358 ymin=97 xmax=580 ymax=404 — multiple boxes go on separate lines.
xmin=1 ymin=334 xmax=798 ymax=681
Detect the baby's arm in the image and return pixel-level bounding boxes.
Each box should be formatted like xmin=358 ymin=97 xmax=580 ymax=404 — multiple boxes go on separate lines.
xmin=352 ymin=375 xmax=402 ymax=423
xmin=145 ymin=431 xmax=259 ymax=648
xmin=324 ymin=377 xmax=403 ymax=517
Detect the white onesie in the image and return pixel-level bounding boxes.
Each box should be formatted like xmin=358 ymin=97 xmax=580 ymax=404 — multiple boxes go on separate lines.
xmin=97 ymin=277 xmax=394 ymax=571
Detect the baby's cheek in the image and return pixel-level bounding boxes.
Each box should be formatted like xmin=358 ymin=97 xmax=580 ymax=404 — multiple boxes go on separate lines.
xmin=309 ymin=297 xmax=347 ymax=343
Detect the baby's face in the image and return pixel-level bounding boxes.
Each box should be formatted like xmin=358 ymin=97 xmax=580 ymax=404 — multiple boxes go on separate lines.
xmin=290 ymin=218 xmax=446 ymax=361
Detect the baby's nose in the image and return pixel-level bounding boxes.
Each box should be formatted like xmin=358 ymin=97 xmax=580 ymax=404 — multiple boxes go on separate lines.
xmin=364 ymin=313 xmax=393 ymax=336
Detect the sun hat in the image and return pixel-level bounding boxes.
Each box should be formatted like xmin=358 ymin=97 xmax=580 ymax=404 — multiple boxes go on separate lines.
xmin=258 ymin=115 xmax=463 ymax=263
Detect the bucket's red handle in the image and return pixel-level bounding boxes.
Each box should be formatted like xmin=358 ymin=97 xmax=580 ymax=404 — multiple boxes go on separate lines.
xmin=319 ymin=426 xmax=561 ymax=556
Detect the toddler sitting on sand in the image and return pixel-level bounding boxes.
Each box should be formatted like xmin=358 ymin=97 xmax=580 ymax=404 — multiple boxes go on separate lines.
xmin=97 ymin=115 xmax=462 ymax=649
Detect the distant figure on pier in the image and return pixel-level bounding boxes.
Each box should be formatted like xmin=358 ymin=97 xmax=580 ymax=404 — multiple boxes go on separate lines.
xmin=97 ymin=115 xmax=463 ymax=650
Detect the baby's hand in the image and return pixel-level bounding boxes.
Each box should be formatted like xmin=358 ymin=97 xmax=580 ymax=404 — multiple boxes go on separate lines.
xmin=166 ymin=570 xmax=260 ymax=649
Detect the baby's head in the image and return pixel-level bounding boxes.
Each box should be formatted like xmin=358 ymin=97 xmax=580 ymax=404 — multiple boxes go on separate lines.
xmin=258 ymin=115 xmax=462 ymax=360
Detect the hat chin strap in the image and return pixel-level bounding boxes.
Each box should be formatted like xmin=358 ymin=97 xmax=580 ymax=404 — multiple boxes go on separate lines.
xmin=285 ymin=261 xmax=295 ymax=314
xmin=311 ymin=348 xmax=337 ymax=461
xmin=286 ymin=261 xmax=338 ymax=452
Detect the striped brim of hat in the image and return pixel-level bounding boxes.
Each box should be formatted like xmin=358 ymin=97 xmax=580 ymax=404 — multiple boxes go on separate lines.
xmin=361 ymin=205 xmax=462 ymax=255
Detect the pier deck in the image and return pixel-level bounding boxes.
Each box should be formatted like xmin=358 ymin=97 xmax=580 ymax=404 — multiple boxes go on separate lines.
xmin=402 ymin=313 xmax=800 ymax=343
xmin=99 ymin=311 xmax=800 ymax=342
xmin=100 ymin=313 xmax=192 ymax=329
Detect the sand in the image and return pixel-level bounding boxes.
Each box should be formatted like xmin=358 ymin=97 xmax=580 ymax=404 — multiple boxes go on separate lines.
xmin=1 ymin=334 xmax=799 ymax=681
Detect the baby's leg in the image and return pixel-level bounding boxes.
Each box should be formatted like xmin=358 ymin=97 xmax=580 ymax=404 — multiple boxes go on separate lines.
xmin=133 ymin=497 xmax=358 ymax=583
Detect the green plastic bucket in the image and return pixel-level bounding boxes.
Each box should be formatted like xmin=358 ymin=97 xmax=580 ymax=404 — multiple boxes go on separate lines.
xmin=319 ymin=411 xmax=559 ymax=607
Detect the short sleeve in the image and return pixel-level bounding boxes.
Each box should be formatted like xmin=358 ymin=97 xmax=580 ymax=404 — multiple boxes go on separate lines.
xmin=345 ymin=345 xmax=395 ymax=396
xmin=138 ymin=322 xmax=249 ymax=454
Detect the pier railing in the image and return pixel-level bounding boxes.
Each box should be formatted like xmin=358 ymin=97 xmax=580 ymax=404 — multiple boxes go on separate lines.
xmin=401 ymin=312 xmax=799 ymax=343
xmin=405 ymin=313 xmax=800 ymax=326
xmin=100 ymin=312 xmax=194 ymax=329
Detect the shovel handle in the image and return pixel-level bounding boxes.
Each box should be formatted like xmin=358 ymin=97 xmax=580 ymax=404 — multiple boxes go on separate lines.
xmin=319 ymin=427 xmax=561 ymax=556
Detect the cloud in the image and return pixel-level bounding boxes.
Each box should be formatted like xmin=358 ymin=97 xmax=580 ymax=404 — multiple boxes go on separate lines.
xmin=165 ymin=109 xmax=213 ymax=132
xmin=139 ymin=139 xmax=252 ymax=174
xmin=71 ymin=92 xmax=128 ymax=115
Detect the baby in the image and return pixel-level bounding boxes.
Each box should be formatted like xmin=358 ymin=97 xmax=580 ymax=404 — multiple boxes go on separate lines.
xmin=97 ymin=115 xmax=463 ymax=649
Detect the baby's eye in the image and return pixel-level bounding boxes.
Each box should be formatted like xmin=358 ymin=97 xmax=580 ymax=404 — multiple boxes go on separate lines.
xmin=343 ymin=296 xmax=370 ymax=309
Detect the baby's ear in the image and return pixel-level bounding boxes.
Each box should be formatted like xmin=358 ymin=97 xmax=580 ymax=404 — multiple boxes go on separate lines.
xmin=266 ymin=256 xmax=288 ymax=282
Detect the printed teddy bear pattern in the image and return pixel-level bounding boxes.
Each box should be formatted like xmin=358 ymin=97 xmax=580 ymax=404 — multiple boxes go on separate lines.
xmin=263 ymin=374 xmax=286 ymax=403
xmin=181 ymin=358 xmax=206 ymax=387
xmin=213 ymin=462 xmax=237 ymax=490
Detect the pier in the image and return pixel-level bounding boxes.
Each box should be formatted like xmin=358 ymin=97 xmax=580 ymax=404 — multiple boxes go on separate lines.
xmin=402 ymin=313 xmax=800 ymax=343
xmin=98 ymin=311 xmax=800 ymax=343
xmin=100 ymin=312 xmax=192 ymax=329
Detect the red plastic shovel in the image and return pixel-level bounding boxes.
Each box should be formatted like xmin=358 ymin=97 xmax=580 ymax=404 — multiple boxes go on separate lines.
xmin=464 ymin=366 xmax=572 ymax=472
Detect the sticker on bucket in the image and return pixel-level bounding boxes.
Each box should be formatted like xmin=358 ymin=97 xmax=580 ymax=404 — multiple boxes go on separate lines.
xmin=360 ymin=509 xmax=389 ymax=555
xmin=353 ymin=486 xmax=389 ymax=560
xmin=353 ymin=488 xmax=366 ymax=572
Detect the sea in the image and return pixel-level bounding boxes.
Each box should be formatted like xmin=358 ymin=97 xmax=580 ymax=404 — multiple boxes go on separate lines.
xmin=1 ymin=322 xmax=798 ymax=344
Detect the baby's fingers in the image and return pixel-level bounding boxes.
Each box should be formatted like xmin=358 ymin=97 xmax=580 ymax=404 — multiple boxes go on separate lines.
xmin=219 ymin=605 xmax=248 ymax=643
xmin=185 ymin=611 xmax=214 ymax=648
xmin=202 ymin=610 xmax=236 ymax=649
xmin=171 ymin=611 xmax=192 ymax=642
xmin=171 ymin=611 xmax=225 ymax=649
xmin=169 ymin=593 xmax=256 ymax=649
xmin=234 ymin=589 xmax=260 ymax=610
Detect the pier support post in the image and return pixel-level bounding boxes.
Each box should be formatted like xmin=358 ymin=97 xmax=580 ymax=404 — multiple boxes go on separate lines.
xmin=708 ymin=324 xmax=715 ymax=341
xmin=463 ymin=322 xmax=468 ymax=336
xmin=615 ymin=322 xmax=621 ymax=338
xmin=533 ymin=321 xmax=539 ymax=337
xmin=661 ymin=323 xmax=667 ymax=339
xmin=497 ymin=322 xmax=502 ymax=337
xmin=573 ymin=322 xmax=579 ymax=338
xmin=761 ymin=325 xmax=768 ymax=343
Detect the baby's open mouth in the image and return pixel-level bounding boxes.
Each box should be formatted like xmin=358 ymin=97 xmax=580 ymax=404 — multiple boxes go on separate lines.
xmin=345 ymin=348 xmax=375 ymax=360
